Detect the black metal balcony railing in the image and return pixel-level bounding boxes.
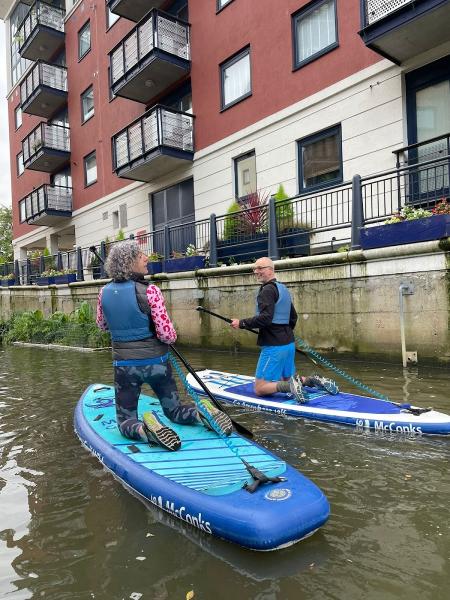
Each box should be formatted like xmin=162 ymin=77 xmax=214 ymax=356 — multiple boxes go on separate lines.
xmin=22 ymin=122 xmax=70 ymax=173
xmin=20 ymin=61 xmax=68 ymax=118
xmin=360 ymin=0 xmax=450 ymax=64
xmin=19 ymin=184 xmax=72 ymax=226
xmin=17 ymin=0 xmax=65 ymax=62
xmin=112 ymin=105 xmax=194 ymax=181
xmin=107 ymin=0 xmax=166 ymax=23
xmin=109 ymin=9 xmax=190 ymax=103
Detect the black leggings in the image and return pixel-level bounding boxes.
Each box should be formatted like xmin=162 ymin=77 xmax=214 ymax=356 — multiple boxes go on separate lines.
xmin=114 ymin=361 xmax=198 ymax=440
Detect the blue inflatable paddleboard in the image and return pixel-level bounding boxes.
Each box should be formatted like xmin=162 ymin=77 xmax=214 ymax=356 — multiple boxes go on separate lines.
xmin=74 ymin=384 xmax=330 ymax=551
xmin=186 ymin=370 xmax=450 ymax=436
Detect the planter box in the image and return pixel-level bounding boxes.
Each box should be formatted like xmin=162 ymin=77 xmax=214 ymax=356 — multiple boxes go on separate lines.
xmin=278 ymin=227 xmax=310 ymax=257
xmin=54 ymin=273 xmax=77 ymax=284
xmin=147 ymin=261 xmax=163 ymax=275
xmin=163 ymin=256 xmax=206 ymax=273
xmin=217 ymin=232 xmax=268 ymax=264
xmin=36 ymin=274 xmax=76 ymax=286
xmin=0 ymin=279 xmax=16 ymax=287
xmin=36 ymin=276 xmax=56 ymax=286
xmin=360 ymin=214 xmax=450 ymax=250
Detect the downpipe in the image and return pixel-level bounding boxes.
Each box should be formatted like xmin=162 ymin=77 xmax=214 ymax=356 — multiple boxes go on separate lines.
xmin=398 ymin=283 xmax=416 ymax=368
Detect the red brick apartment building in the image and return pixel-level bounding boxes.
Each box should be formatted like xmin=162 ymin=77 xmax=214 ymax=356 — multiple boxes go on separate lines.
xmin=1 ymin=0 xmax=449 ymax=261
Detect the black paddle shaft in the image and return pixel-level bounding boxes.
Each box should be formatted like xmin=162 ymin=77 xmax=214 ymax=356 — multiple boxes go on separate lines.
xmin=196 ymin=306 xmax=319 ymax=367
xmin=169 ymin=344 xmax=254 ymax=439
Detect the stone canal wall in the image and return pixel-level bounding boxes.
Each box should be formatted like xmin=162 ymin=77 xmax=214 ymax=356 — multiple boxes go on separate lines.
xmin=1 ymin=240 xmax=449 ymax=363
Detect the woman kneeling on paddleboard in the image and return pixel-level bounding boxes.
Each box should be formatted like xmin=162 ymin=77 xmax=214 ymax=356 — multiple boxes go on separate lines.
xmin=96 ymin=240 xmax=232 ymax=451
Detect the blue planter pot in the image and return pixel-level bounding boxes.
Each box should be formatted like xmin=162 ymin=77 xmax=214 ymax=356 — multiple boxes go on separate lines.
xmin=147 ymin=261 xmax=163 ymax=275
xmin=217 ymin=232 xmax=268 ymax=264
xmin=54 ymin=274 xmax=77 ymax=284
xmin=278 ymin=227 xmax=310 ymax=257
xmin=36 ymin=277 xmax=56 ymax=286
xmin=164 ymin=256 xmax=206 ymax=273
xmin=360 ymin=214 xmax=450 ymax=250
xmin=0 ymin=279 xmax=16 ymax=287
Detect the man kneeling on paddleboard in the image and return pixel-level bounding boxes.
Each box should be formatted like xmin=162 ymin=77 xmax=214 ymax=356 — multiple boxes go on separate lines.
xmin=96 ymin=240 xmax=232 ymax=451
xmin=230 ymin=257 xmax=338 ymax=403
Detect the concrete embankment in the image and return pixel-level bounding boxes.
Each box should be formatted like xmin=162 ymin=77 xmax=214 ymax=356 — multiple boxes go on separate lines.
xmin=1 ymin=240 xmax=449 ymax=363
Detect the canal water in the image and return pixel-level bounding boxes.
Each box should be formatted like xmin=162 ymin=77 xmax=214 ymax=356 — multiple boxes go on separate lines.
xmin=0 ymin=345 xmax=449 ymax=600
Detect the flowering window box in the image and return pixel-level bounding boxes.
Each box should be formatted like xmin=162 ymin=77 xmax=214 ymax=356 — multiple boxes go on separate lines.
xmin=36 ymin=273 xmax=77 ymax=286
xmin=36 ymin=276 xmax=56 ymax=286
xmin=163 ymin=256 xmax=206 ymax=273
xmin=0 ymin=279 xmax=16 ymax=287
xmin=360 ymin=215 xmax=450 ymax=250
xmin=147 ymin=261 xmax=163 ymax=275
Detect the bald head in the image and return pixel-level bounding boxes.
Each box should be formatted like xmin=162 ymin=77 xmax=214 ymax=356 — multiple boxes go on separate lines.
xmin=253 ymin=257 xmax=275 ymax=283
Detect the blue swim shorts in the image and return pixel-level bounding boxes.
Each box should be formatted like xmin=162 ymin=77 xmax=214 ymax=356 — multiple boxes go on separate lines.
xmin=255 ymin=342 xmax=296 ymax=381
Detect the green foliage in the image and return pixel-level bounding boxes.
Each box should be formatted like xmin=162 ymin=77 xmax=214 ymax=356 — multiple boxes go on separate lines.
xmin=0 ymin=206 xmax=13 ymax=263
xmin=223 ymin=201 xmax=242 ymax=240
xmin=385 ymin=206 xmax=433 ymax=224
xmin=148 ymin=252 xmax=163 ymax=262
xmin=274 ymin=184 xmax=294 ymax=232
xmin=40 ymin=268 xmax=76 ymax=277
xmin=1 ymin=301 xmax=110 ymax=348
xmin=116 ymin=229 xmax=125 ymax=241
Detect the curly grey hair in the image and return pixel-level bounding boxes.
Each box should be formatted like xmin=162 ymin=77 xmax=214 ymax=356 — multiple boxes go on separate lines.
xmin=104 ymin=240 xmax=142 ymax=281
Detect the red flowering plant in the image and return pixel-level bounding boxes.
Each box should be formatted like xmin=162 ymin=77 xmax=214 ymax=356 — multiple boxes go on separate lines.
xmin=432 ymin=198 xmax=450 ymax=215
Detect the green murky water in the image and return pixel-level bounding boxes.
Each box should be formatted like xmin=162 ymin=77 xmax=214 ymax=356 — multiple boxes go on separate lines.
xmin=0 ymin=346 xmax=449 ymax=600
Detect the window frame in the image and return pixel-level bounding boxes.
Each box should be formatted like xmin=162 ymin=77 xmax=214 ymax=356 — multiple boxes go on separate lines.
xmin=292 ymin=0 xmax=338 ymax=71
xmin=233 ymin=150 xmax=256 ymax=200
xmin=297 ymin=124 xmax=343 ymax=194
xmin=16 ymin=151 xmax=24 ymax=177
xmin=220 ymin=46 xmax=252 ymax=111
xmin=78 ymin=20 xmax=91 ymax=61
xmin=216 ymin=0 xmax=234 ymax=13
xmin=106 ymin=5 xmax=120 ymax=30
xmin=83 ymin=150 xmax=97 ymax=187
xmin=15 ymin=106 xmax=22 ymax=130
xmin=80 ymin=84 xmax=95 ymax=124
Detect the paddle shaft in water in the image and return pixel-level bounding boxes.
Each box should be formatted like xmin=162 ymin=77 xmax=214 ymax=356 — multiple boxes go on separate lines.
xmin=196 ymin=306 xmax=320 ymax=368
xmin=169 ymin=344 xmax=253 ymax=439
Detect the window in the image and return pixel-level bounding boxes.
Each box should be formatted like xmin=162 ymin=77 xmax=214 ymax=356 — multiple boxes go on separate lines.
xmin=108 ymin=67 xmax=116 ymax=101
xmin=220 ymin=47 xmax=251 ymax=110
xmin=10 ymin=3 xmax=32 ymax=86
xmin=297 ymin=125 xmax=342 ymax=193
xmin=81 ymin=85 xmax=94 ymax=123
xmin=112 ymin=210 xmax=119 ymax=229
xmin=20 ymin=200 xmax=26 ymax=223
xmin=234 ymin=151 xmax=256 ymax=199
xmin=15 ymin=106 xmax=22 ymax=129
xmin=78 ymin=21 xmax=91 ymax=60
xmin=119 ymin=204 xmax=128 ymax=228
xmin=293 ymin=0 xmax=338 ymax=69
xmin=17 ymin=152 xmax=24 ymax=176
xmin=84 ymin=151 xmax=97 ymax=186
xmin=106 ymin=7 xmax=119 ymax=29
xmin=217 ymin=0 xmax=233 ymax=11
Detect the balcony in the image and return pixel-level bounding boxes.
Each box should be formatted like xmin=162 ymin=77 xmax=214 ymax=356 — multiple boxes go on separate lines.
xmin=109 ymin=9 xmax=190 ymax=104
xmin=107 ymin=0 xmax=165 ymax=23
xmin=359 ymin=0 xmax=450 ymax=64
xmin=17 ymin=0 xmax=65 ymax=63
xmin=112 ymin=105 xmax=194 ymax=181
xmin=20 ymin=61 xmax=67 ymax=119
xmin=19 ymin=184 xmax=72 ymax=226
xmin=22 ymin=122 xmax=70 ymax=173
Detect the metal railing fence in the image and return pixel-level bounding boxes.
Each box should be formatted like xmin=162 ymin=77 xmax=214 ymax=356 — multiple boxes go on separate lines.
xmin=22 ymin=122 xmax=70 ymax=163
xmin=20 ymin=61 xmax=67 ymax=106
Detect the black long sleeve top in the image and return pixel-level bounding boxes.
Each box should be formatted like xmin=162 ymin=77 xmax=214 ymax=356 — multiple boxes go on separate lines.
xmin=239 ymin=279 xmax=297 ymax=346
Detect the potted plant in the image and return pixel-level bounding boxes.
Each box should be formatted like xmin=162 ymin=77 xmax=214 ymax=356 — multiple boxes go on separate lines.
xmin=36 ymin=269 xmax=77 ymax=286
xmin=0 ymin=273 xmax=16 ymax=287
xmin=164 ymin=245 xmax=206 ymax=273
xmin=217 ymin=190 xmax=270 ymax=264
xmin=360 ymin=200 xmax=450 ymax=250
xmin=274 ymin=184 xmax=310 ymax=257
xmin=147 ymin=252 xmax=164 ymax=275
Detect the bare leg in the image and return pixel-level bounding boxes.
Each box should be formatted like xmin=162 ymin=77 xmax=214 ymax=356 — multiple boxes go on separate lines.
xmin=254 ymin=377 xmax=289 ymax=396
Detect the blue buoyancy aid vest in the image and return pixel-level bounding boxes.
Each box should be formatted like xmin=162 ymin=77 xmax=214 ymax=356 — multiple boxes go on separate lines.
xmin=256 ymin=281 xmax=292 ymax=324
xmin=101 ymin=280 xmax=153 ymax=342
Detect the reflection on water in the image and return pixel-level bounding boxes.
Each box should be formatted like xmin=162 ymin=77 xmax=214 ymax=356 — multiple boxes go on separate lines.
xmin=0 ymin=346 xmax=449 ymax=600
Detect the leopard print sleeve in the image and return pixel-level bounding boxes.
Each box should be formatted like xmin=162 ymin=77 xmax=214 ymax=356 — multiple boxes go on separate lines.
xmin=96 ymin=288 xmax=108 ymax=331
xmin=146 ymin=284 xmax=177 ymax=344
